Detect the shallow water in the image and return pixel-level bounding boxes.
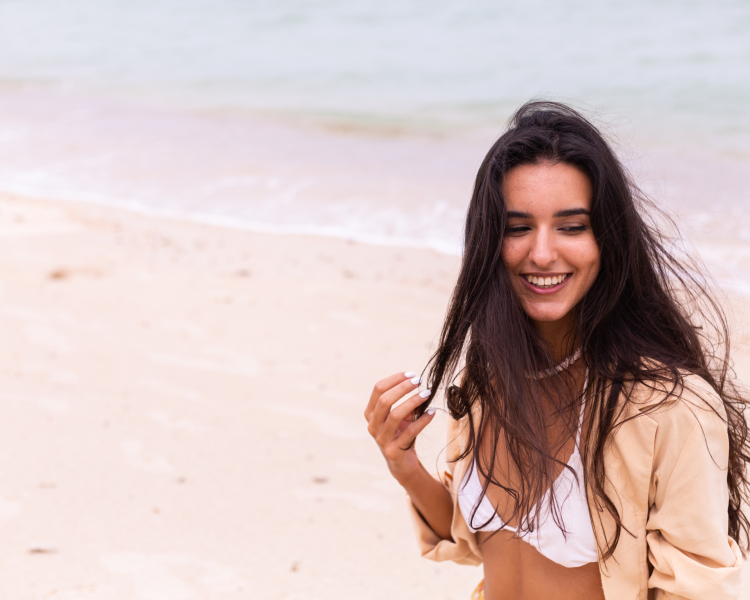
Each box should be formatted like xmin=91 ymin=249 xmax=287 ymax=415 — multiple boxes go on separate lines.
xmin=0 ymin=0 xmax=748 ymax=281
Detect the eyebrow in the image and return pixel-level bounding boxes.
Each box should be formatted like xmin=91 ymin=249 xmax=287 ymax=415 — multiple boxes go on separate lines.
xmin=554 ymin=208 xmax=590 ymax=217
xmin=506 ymin=208 xmax=590 ymax=219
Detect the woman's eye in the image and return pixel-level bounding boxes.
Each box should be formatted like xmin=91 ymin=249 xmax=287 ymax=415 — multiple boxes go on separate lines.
xmin=505 ymin=226 xmax=530 ymax=234
xmin=561 ymin=225 xmax=588 ymax=233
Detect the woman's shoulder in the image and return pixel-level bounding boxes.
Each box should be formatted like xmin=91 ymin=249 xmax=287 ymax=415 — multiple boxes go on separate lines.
xmin=625 ymin=369 xmax=728 ymax=445
xmin=607 ymin=370 xmax=730 ymax=490
xmin=627 ymin=368 xmax=724 ymax=412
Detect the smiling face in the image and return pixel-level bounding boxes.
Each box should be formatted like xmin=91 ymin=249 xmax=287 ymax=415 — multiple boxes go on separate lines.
xmin=501 ymin=162 xmax=600 ymax=346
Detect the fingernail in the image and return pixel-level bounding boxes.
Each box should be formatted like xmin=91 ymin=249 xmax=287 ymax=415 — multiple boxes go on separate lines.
xmin=410 ymin=376 xmax=421 ymax=385
xmin=419 ymin=389 xmax=431 ymax=398
xmin=404 ymin=371 xmax=416 ymax=378
xmin=426 ymin=406 xmax=436 ymax=415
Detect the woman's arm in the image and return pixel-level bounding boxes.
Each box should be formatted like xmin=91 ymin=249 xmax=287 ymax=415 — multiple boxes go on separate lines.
xmin=395 ymin=460 xmax=454 ymax=541
xmin=365 ymin=372 xmax=454 ymax=540
xmin=645 ymin=385 xmax=742 ymax=599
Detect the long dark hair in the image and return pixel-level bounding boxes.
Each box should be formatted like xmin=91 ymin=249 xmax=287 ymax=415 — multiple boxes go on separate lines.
xmin=422 ymin=100 xmax=750 ymax=560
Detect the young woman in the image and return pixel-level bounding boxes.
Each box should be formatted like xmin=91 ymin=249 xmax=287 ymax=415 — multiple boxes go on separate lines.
xmin=365 ymin=101 xmax=750 ymax=599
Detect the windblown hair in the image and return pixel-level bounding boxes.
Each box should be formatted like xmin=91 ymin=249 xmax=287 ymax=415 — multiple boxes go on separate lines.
xmin=421 ymin=101 xmax=750 ymax=560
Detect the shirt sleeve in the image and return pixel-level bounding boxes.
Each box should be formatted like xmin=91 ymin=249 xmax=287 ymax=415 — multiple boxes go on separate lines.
xmin=646 ymin=396 xmax=742 ymax=599
xmin=406 ymin=471 xmax=482 ymax=565
xmin=405 ymin=415 xmax=483 ymax=566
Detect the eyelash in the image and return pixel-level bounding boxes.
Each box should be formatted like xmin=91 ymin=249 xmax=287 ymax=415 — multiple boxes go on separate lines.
xmin=505 ymin=225 xmax=588 ymax=234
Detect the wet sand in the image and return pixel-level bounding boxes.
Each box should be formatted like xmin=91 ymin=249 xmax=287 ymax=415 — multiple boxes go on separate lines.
xmin=0 ymin=192 xmax=748 ymax=599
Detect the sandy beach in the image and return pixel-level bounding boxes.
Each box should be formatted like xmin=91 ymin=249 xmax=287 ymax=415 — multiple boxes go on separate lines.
xmin=0 ymin=192 xmax=486 ymax=599
xmin=0 ymin=1 xmax=747 ymax=597
xmin=1 ymin=192 xmax=750 ymax=599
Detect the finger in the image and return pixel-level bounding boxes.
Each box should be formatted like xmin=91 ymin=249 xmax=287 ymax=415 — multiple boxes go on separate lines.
xmin=376 ymin=388 xmax=432 ymax=445
xmin=387 ymin=407 xmax=437 ymax=456
xmin=365 ymin=371 xmax=417 ymax=420
xmin=368 ymin=377 xmax=424 ymax=435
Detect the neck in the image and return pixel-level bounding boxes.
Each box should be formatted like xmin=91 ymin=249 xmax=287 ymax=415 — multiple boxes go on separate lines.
xmin=533 ymin=316 xmax=577 ymax=363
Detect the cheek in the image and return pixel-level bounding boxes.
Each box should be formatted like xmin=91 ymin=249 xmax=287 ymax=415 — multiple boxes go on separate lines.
xmin=578 ymin=244 xmax=601 ymax=287
xmin=501 ymin=239 xmax=524 ymax=271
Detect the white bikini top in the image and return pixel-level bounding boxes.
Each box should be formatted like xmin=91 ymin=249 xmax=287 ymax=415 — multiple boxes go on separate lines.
xmin=457 ymin=376 xmax=598 ymax=568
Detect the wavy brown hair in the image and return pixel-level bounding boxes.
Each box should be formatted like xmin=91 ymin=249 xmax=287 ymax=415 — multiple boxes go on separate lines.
xmin=420 ymin=100 xmax=750 ymax=560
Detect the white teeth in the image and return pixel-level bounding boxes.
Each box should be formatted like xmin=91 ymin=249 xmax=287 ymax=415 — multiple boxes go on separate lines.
xmin=525 ymin=274 xmax=568 ymax=288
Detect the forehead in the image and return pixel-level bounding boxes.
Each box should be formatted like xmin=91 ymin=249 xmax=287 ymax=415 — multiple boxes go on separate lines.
xmin=502 ymin=162 xmax=592 ymax=214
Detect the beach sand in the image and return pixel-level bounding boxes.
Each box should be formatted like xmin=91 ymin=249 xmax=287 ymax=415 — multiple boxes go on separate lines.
xmin=0 ymin=192 xmax=482 ymax=599
xmin=0 ymin=192 xmax=748 ymax=599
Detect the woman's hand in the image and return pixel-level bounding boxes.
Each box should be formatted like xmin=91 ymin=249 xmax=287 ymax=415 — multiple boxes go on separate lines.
xmin=364 ymin=372 xmax=436 ymax=484
xmin=365 ymin=372 xmax=454 ymax=541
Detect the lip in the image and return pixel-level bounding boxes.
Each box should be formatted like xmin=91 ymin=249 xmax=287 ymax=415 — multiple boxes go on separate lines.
xmin=520 ymin=273 xmax=572 ymax=295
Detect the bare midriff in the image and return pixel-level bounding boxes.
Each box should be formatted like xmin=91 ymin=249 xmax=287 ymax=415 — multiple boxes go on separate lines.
xmin=474 ymin=363 xmax=605 ymax=600
xmin=478 ymin=530 xmax=605 ymax=600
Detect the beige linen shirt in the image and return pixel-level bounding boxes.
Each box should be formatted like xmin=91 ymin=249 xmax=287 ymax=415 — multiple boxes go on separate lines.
xmin=407 ymin=373 xmax=743 ymax=599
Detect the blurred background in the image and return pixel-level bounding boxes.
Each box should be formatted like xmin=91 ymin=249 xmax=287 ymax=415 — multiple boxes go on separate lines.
xmin=0 ymin=1 xmax=749 ymax=599
xmin=1 ymin=0 xmax=749 ymax=262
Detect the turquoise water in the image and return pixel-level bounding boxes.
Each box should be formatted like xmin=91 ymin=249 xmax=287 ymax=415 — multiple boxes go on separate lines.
xmin=0 ymin=0 xmax=748 ymax=265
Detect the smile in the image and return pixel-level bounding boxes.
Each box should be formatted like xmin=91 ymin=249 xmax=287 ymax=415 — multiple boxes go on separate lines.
xmin=522 ymin=273 xmax=571 ymax=291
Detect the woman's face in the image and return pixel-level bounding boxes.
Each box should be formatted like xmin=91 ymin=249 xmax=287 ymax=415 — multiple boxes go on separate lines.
xmin=501 ymin=162 xmax=600 ymax=334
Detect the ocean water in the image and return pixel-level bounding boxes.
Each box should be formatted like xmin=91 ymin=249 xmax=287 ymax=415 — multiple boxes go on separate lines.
xmin=0 ymin=0 xmax=748 ymax=278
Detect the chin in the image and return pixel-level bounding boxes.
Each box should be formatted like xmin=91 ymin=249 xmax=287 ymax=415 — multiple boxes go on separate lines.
xmin=525 ymin=304 xmax=572 ymax=324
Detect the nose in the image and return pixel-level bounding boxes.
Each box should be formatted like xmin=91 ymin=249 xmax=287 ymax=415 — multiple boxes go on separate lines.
xmin=528 ymin=227 xmax=557 ymax=267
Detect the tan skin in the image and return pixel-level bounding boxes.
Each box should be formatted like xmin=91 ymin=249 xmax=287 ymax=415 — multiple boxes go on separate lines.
xmin=365 ymin=162 xmax=605 ymax=600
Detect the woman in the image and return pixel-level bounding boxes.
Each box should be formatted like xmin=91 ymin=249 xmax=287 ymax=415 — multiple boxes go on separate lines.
xmin=364 ymin=101 xmax=750 ymax=599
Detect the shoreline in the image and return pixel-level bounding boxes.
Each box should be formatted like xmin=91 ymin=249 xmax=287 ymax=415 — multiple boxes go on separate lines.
xmin=2 ymin=86 xmax=749 ymax=275
xmin=0 ymin=182 xmax=466 ymax=258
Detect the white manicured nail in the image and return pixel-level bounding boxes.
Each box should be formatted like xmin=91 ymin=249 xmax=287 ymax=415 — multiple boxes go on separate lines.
xmin=404 ymin=371 xmax=416 ymax=378
xmin=410 ymin=376 xmax=421 ymax=385
xmin=419 ymin=389 xmax=431 ymax=398
xmin=426 ymin=406 xmax=436 ymax=415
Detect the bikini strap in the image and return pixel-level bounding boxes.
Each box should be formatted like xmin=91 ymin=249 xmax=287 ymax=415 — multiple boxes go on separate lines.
xmin=574 ymin=369 xmax=589 ymax=448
